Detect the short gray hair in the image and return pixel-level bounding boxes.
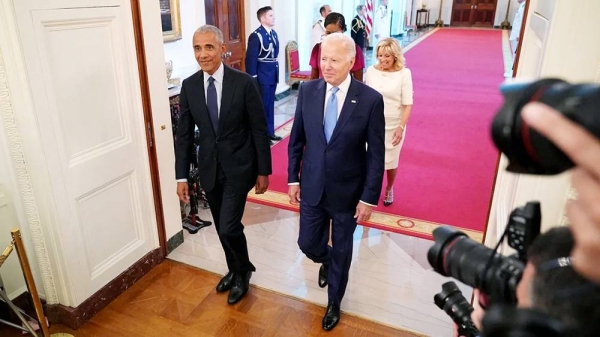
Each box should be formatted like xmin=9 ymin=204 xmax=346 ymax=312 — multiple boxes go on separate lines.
xmin=193 ymin=25 xmax=224 ymax=44
xmin=321 ymin=33 xmax=356 ymax=61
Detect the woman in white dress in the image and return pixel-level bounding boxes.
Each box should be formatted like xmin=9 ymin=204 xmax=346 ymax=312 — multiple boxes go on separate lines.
xmin=365 ymin=38 xmax=413 ymax=206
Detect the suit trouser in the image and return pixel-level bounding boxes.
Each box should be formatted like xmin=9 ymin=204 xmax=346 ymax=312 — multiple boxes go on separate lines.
xmin=204 ymin=164 xmax=256 ymax=273
xmin=259 ymin=83 xmax=277 ymax=135
xmin=297 ymin=193 xmax=358 ymax=306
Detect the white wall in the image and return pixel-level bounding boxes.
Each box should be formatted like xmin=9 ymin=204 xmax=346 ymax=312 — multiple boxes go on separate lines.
xmin=0 ymin=0 xmax=49 ymax=300
xmin=163 ymin=0 xmax=205 ymax=81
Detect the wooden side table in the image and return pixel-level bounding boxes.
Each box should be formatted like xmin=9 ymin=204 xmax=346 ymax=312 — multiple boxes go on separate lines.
xmin=416 ymin=9 xmax=430 ymax=29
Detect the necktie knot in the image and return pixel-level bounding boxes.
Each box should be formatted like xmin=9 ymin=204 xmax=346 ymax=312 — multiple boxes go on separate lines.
xmin=208 ymin=76 xmax=215 ymax=84
xmin=331 ymin=87 xmax=339 ymax=95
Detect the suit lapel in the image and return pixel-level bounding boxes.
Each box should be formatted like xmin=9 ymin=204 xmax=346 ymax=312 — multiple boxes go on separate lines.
xmin=218 ymin=65 xmax=235 ymax=137
xmin=328 ymin=78 xmax=361 ymax=145
xmin=313 ymin=79 xmax=327 ymax=145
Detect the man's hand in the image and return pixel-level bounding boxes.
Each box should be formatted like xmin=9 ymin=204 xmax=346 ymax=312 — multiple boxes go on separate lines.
xmin=255 ymin=175 xmax=269 ymax=194
xmin=177 ymin=182 xmax=190 ymax=204
xmin=523 ymin=102 xmax=600 ymax=283
xmin=354 ymin=203 xmax=373 ymax=223
xmin=288 ymin=185 xmax=301 ymax=205
xmin=471 ymin=289 xmax=486 ymax=331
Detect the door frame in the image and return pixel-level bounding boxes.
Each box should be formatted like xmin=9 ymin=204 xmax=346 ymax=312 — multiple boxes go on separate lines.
xmin=511 ymin=0 xmax=530 ymax=77
xmin=130 ymin=0 xmax=167 ymax=257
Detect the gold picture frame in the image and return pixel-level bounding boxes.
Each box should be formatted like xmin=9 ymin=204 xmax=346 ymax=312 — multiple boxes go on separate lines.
xmin=160 ymin=0 xmax=182 ymax=42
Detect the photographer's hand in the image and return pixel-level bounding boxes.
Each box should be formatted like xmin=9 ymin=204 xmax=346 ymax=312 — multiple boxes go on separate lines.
xmin=523 ymin=102 xmax=600 ymax=283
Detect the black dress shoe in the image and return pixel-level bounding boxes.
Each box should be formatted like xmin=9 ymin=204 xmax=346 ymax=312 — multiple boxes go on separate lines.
xmin=269 ymin=134 xmax=282 ymax=141
xmin=318 ymin=264 xmax=329 ymax=288
xmin=216 ymin=272 xmax=234 ymax=293
xmin=322 ymin=303 xmax=340 ymax=331
xmin=228 ymin=271 xmax=252 ymax=305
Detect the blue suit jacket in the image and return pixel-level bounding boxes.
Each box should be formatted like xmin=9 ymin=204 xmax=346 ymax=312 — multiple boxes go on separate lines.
xmin=245 ymin=26 xmax=279 ymax=85
xmin=288 ymin=78 xmax=385 ymax=212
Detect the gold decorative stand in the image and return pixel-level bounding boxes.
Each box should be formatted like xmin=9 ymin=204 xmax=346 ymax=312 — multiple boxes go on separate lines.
xmin=500 ymin=0 xmax=512 ymax=29
xmin=434 ymin=0 xmax=445 ymax=27
xmin=0 ymin=228 xmax=73 ymax=336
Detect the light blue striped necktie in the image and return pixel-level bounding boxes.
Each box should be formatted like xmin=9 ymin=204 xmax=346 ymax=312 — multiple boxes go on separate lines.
xmin=324 ymin=87 xmax=339 ymax=143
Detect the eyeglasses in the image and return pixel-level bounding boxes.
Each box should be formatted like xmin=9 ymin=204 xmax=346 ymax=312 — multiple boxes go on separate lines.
xmin=538 ymin=257 xmax=572 ymax=272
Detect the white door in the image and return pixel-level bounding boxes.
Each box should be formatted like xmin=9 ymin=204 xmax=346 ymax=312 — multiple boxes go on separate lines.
xmin=12 ymin=0 xmax=158 ymax=305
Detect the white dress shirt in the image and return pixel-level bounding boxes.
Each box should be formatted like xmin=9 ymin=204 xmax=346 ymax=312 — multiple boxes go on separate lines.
xmin=203 ymin=62 xmax=224 ymax=116
xmin=323 ymin=74 xmax=351 ymax=121
xmin=176 ymin=62 xmax=225 ymax=183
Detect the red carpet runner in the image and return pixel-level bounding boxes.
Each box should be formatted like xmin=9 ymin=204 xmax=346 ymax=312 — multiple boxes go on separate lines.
xmin=249 ymin=29 xmax=505 ymax=241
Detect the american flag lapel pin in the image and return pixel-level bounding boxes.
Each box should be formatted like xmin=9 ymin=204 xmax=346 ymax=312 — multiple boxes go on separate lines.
xmin=351 ymin=100 xmax=357 ymax=104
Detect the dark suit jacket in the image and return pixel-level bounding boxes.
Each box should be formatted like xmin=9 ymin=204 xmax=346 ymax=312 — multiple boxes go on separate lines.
xmin=288 ymin=78 xmax=385 ymax=212
xmin=176 ymin=65 xmax=272 ymax=193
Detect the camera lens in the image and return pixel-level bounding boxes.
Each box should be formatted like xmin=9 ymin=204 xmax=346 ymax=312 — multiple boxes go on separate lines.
xmin=492 ymin=79 xmax=600 ymax=174
xmin=428 ymin=227 xmax=523 ymax=305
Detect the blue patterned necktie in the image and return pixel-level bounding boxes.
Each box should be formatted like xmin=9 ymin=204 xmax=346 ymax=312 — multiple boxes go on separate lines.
xmin=324 ymin=87 xmax=339 ymax=143
xmin=206 ymin=76 xmax=218 ymax=133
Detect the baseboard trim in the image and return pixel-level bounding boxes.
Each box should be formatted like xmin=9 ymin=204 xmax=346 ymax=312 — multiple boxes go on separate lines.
xmin=166 ymin=229 xmax=184 ymax=255
xmin=275 ymin=88 xmax=291 ymax=101
xmin=46 ymin=248 xmax=164 ymax=330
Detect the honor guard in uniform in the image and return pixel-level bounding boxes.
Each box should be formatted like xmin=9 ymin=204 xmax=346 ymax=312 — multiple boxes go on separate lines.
xmin=311 ymin=5 xmax=331 ymax=49
xmin=246 ymin=6 xmax=281 ymax=142
xmin=351 ymin=5 xmax=367 ymax=50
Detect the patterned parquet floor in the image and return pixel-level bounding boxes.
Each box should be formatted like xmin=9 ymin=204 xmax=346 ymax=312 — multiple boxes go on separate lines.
xmin=1 ymin=260 xmax=422 ymax=336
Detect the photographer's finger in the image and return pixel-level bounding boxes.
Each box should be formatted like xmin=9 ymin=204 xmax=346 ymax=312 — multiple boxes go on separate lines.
xmin=571 ymin=168 xmax=600 ymax=222
xmin=567 ymin=200 xmax=600 ymax=282
xmin=522 ymin=102 xmax=600 ymax=176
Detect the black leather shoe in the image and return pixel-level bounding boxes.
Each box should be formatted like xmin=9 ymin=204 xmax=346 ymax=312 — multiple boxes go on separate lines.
xmin=322 ymin=303 xmax=340 ymax=331
xmin=269 ymin=134 xmax=282 ymax=141
xmin=228 ymin=272 xmax=252 ymax=305
xmin=318 ymin=264 xmax=329 ymax=288
xmin=216 ymin=272 xmax=234 ymax=293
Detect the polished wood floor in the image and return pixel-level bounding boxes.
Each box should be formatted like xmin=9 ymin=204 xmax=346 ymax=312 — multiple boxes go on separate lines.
xmin=2 ymin=260 xmax=422 ymax=336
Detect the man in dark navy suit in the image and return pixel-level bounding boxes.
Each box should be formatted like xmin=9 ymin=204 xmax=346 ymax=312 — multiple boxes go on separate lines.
xmin=287 ymin=33 xmax=385 ymax=331
xmin=245 ymin=6 xmax=281 ymax=143
xmin=176 ymin=25 xmax=272 ymax=305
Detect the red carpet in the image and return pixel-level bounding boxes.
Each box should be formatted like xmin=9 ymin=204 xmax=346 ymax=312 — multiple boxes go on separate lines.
xmin=249 ymin=29 xmax=504 ymax=241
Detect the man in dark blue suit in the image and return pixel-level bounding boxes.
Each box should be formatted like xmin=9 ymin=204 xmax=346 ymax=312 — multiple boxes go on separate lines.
xmin=287 ymin=33 xmax=385 ymax=331
xmin=245 ymin=6 xmax=281 ymax=143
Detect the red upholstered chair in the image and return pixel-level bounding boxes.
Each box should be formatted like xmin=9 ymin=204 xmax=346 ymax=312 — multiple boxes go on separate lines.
xmin=286 ymin=41 xmax=311 ymax=86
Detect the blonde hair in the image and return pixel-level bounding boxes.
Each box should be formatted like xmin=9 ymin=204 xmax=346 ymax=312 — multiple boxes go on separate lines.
xmin=376 ymin=38 xmax=405 ymax=69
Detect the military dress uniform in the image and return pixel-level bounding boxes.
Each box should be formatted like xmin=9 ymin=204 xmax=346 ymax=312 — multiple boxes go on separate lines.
xmin=351 ymin=15 xmax=367 ymax=50
xmin=245 ymin=26 xmax=279 ymax=137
